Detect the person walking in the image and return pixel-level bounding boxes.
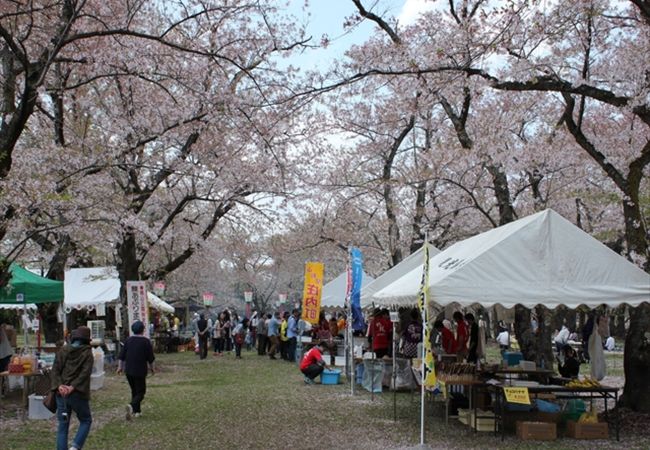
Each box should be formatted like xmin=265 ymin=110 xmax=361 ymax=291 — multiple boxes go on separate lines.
xmin=279 ymin=312 xmax=289 ymax=360
xmin=232 ymin=318 xmax=249 ymax=359
xmin=267 ymin=312 xmax=281 ymax=360
xmin=196 ymin=314 xmax=209 ymax=360
xmin=214 ymin=312 xmax=226 ymax=355
xmin=257 ymin=312 xmax=268 ymax=356
xmin=286 ymin=309 xmax=300 ymax=362
xmin=118 ymin=320 xmax=155 ymax=420
xmin=50 ymin=326 xmax=94 ymax=450
xmin=465 ymin=313 xmax=479 ymax=363
xmin=222 ymin=311 xmax=232 ymax=353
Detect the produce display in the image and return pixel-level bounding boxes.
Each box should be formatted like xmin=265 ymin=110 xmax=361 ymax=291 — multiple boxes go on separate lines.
xmin=6 ymin=355 xmax=38 ymax=374
xmin=565 ymin=376 xmax=602 ymax=388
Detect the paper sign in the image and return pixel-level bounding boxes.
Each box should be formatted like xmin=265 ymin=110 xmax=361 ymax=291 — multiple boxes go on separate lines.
xmin=503 ymin=386 xmax=531 ymax=404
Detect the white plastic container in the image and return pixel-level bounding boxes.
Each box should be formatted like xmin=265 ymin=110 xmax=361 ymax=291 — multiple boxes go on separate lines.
xmin=334 ymin=356 xmax=346 ymax=366
xmin=8 ymin=375 xmax=24 ymax=390
xmin=92 ymin=347 xmax=104 ymax=374
xmin=28 ymin=394 xmax=54 ymax=420
xmin=90 ymin=372 xmax=104 ymax=390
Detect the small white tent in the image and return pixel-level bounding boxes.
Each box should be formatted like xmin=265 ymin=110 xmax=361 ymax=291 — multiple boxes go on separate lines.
xmin=372 ymin=209 xmax=650 ymax=309
xmin=64 ymin=267 xmax=174 ymax=313
xmin=321 ymin=271 xmax=375 ymax=308
xmin=360 ymin=243 xmax=441 ymax=309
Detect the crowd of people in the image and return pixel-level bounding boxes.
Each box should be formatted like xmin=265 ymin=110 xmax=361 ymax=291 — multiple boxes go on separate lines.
xmin=185 ymin=309 xmax=347 ymax=365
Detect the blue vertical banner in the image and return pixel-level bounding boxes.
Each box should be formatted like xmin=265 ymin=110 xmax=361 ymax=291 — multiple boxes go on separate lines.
xmin=350 ymin=247 xmax=365 ymax=331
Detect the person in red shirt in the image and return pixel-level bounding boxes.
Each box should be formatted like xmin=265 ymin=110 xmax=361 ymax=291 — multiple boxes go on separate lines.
xmin=368 ymin=309 xmax=393 ymax=358
xmin=453 ymin=311 xmax=468 ymax=358
xmin=300 ymin=341 xmax=328 ymax=385
xmin=434 ymin=320 xmax=456 ymax=355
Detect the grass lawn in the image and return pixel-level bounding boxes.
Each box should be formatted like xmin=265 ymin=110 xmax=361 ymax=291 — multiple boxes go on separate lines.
xmin=0 ymin=347 xmax=643 ymax=450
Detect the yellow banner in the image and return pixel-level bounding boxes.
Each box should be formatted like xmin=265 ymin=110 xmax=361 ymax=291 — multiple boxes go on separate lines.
xmin=418 ymin=243 xmax=436 ymax=387
xmin=301 ymin=262 xmax=324 ymax=325
xmin=504 ymin=387 xmax=531 ymax=404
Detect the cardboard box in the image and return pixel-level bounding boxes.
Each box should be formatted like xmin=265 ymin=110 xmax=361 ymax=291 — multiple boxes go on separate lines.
xmin=516 ymin=421 xmax=557 ymax=440
xmin=566 ymin=421 xmax=609 ymax=439
xmin=504 ymin=411 xmax=561 ymax=432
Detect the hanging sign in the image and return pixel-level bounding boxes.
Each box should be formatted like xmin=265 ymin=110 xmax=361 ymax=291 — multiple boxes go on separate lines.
xmin=202 ymin=292 xmax=214 ymax=306
xmin=126 ymin=281 xmax=150 ymax=337
xmin=301 ymin=262 xmax=323 ymax=325
xmin=153 ymin=281 xmax=166 ymax=296
xmin=503 ymin=387 xmax=531 ymax=404
xmin=244 ymin=291 xmax=253 ymax=303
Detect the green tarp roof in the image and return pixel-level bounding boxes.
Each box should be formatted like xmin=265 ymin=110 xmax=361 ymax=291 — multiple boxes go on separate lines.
xmin=0 ymin=263 xmax=63 ymax=304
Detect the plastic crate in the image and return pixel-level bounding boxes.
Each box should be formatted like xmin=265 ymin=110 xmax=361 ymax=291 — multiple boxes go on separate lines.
xmin=321 ymin=369 xmax=341 ymax=385
xmin=28 ymin=394 xmax=54 ymax=420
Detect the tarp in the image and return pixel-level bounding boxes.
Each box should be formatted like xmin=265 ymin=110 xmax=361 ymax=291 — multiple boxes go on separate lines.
xmin=0 ymin=263 xmax=63 ymax=304
xmin=321 ymin=270 xmax=375 ymax=308
xmin=372 ymin=209 xmax=650 ymax=309
xmin=64 ymin=267 xmax=174 ymax=313
xmin=360 ymin=243 xmax=441 ymax=308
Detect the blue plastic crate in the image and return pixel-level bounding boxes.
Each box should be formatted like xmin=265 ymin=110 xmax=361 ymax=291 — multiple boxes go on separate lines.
xmin=321 ymin=368 xmax=341 ymax=385
xmin=503 ymin=351 xmax=523 ymax=367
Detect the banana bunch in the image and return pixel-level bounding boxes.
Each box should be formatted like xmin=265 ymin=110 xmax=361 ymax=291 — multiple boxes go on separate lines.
xmin=566 ymin=376 xmax=601 ymax=388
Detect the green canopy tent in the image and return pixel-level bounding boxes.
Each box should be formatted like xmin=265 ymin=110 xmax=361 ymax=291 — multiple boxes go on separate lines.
xmin=0 ymin=264 xmax=63 ymax=304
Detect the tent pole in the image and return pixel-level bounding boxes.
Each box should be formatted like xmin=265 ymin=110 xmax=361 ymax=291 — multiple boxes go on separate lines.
xmin=393 ymin=317 xmax=397 ymax=421
xmin=420 ymin=306 xmax=426 ymax=445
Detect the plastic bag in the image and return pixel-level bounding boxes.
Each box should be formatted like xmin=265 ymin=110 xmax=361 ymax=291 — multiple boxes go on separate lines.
xmin=588 ymin=328 xmax=606 ymax=381
xmin=578 ymin=408 xmax=598 ymax=423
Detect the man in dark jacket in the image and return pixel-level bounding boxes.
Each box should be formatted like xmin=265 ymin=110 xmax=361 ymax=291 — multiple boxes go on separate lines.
xmin=196 ymin=314 xmax=209 ymax=359
xmin=118 ymin=320 xmax=155 ymax=420
xmin=51 ymin=326 xmax=94 ymax=450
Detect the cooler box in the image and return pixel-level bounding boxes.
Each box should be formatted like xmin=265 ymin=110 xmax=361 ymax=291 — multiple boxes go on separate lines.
xmin=321 ymin=369 xmax=341 ymax=385
xmin=90 ymin=372 xmax=105 ymax=390
xmin=504 ymin=352 xmax=523 ymax=367
xmin=28 ymin=394 xmax=54 ymax=420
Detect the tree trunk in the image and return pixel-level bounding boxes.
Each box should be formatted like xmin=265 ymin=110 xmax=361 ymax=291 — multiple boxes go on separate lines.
xmin=116 ymin=231 xmax=141 ymax=340
xmin=621 ymin=303 xmax=650 ymax=412
xmin=613 ymin=306 xmax=626 ymax=339
xmin=514 ymin=305 xmax=554 ymax=370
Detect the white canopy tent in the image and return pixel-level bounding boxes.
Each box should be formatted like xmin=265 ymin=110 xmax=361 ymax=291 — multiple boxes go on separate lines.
xmin=64 ymin=267 xmax=174 ymax=313
xmin=360 ymin=243 xmax=441 ymax=309
xmin=372 ymin=209 xmax=650 ymax=309
xmin=321 ymin=271 xmax=375 ymax=308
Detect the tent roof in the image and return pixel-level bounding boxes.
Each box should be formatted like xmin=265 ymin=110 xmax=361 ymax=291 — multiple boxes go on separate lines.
xmin=64 ymin=267 xmax=174 ymax=313
xmin=64 ymin=267 xmax=120 ymax=308
xmin=321 ymin=270 xmax=375 ymax=308
xmin=147 ymin=292 xmax=174 ymax=313
xmin=372 ymin=209 xmax=650 ymax=309
xmin=360 ymin=243 xmax=440 ymax=308
xmin=0 ymin=264 xmax=63 ymax=304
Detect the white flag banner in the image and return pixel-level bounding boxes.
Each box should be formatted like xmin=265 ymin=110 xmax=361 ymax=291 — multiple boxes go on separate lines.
xmin=126 ymin=281 xmax=150 ymax=337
